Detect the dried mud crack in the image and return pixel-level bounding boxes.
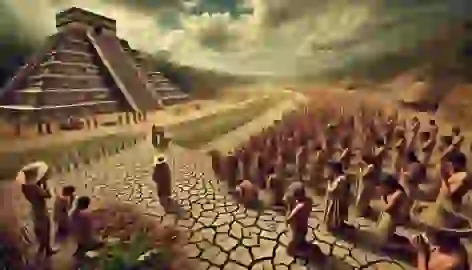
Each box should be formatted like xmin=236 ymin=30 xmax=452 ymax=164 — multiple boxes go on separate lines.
xmin=49 ymin=140 xmax=408 ymax=270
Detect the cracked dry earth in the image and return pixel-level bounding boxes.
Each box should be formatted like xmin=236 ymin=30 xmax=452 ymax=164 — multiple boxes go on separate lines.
xmin=51 ymin=140 xmax=408 ymax=270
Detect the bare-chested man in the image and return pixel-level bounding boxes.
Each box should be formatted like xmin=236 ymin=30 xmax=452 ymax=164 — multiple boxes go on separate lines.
xmin=53 ymin=185 xmax=76 ymax=243
xmin=411 ymin=225 xmax=469 ymax=270
xmin=400 ymin=151 xmax=426 ymax=199
xmin=439 ymin=151 xmax=472 ymax=212
xmin=415 ymin=151 xmax=472 ymax=233
xmin=235 ymin=179 xmax=259 ymax=207
xmin=70 ymin=196 xmax=103 ymax=259
xmin=286 ymin=182 xmax=312 ymax=255
xmin=393 ymin=127 xmax=408 ymax=175
xmin=266 ymin=167 xmax=285 ymax=207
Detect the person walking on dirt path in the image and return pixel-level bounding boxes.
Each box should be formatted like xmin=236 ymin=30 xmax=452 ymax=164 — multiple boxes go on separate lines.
xmin=17 ymin=161 xmax=58 ymax=258
xmin=152 ymin=153 xmax=173 ymax=207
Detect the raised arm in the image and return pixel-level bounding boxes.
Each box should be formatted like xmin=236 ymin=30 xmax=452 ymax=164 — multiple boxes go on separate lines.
xmin=327 ymin=176 xmax=344 ymax=193
xmin=384 ymin=190 xmax=403 ymax=213
xmin=287 ymin=202 xmax=303 ymax=222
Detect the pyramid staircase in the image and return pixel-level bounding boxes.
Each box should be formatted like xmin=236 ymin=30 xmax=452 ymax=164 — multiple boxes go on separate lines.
xmin=0 ymin=7 xmax=187 ymax=122
xmin=131 ymin=51 xmax=189 ymax=106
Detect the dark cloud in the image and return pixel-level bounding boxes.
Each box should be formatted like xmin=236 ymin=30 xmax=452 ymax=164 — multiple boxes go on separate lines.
xmin=1 ymin=0 xmax=472 ymax=81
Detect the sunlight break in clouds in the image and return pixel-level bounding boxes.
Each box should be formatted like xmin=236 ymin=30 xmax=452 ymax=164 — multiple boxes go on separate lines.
xmin=0 ymin=0 xmax=470 ymax=76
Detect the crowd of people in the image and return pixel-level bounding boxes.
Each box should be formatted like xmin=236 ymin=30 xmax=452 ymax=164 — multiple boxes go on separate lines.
xmin=14 ymin=101 xmax=472 ymax=269
xmin=16 ymin=161 xmax=103 ymax=265
xmin=209 ymin=103 xmax=472 ymax=269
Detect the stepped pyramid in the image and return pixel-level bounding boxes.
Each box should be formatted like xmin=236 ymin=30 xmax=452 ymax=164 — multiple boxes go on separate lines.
xmin=0 ymin=7 xmax=188 ymax=122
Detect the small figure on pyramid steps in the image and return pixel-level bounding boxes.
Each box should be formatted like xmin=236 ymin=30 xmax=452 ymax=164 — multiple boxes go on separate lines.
xmin=151 ymin=125 xmax=158 ymax=148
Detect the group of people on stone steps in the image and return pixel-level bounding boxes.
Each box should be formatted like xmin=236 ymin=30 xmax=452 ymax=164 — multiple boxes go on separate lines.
xmin=15 ymin=161 xmax=103 ymax=267
xmin=207 ymin=103 xmax=471 ymax=270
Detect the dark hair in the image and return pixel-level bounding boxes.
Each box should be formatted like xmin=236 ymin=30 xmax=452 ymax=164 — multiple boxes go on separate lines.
xmin=446 ymin=151 xmax=467 ymax=171
xmin=407 ymin=151 xmax=419 ymax=163
xmin=62 ymin=185 xmax=75 ymax=196
xmin=440 ymin=135 xmax=453 ymax=146
xmin=452 ymin=126 xmax=461 ymax=135
xmin=429 ymin=119 xmax=436 ymax=125
xmin=328 ymin=161 xmax=343 ymax=174
xmin=428 ymin=230 xmax=462 ymax=247
xmin=379 ymin=173 xmax=403 ymax=192
xmin=76 ymin=196 xmax=90 ymax=210
xmin=375 ymin=137 xmax=385 ymax=146
xmin=361 ymin=154 xmax=375 ymax=165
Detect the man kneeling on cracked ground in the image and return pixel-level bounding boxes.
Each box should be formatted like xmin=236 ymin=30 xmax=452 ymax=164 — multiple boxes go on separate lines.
xmin=286 ymin=182 xmax=313 ymax=256
xmin=235 ymin=179 xmax=259 ymax=208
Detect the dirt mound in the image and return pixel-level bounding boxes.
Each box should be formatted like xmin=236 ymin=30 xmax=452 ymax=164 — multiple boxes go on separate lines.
xmin=437 ymin=84 xmax=472 ymax=124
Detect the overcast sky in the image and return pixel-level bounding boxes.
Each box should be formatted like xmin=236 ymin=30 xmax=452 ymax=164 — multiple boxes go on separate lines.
xmin=1 ymin=0 xmax=470 ymax=77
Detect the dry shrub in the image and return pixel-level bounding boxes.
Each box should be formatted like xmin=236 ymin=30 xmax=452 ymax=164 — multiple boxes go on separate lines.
xmin=90 ymin=202 xmax=193 ymax=270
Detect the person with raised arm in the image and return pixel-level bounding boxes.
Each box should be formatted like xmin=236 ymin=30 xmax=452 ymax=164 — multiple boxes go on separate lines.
xmin=286 ymin=182 xmax=312 ymax=255
xmin=18 ymin=161 xmax=58 ymax=258
xmin=323 ymin=161 xmax=350 ymax=232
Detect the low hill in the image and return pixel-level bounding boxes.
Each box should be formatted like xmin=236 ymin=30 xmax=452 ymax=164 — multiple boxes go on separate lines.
xmin=148 ymin=54 xmax=256 ymax=98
